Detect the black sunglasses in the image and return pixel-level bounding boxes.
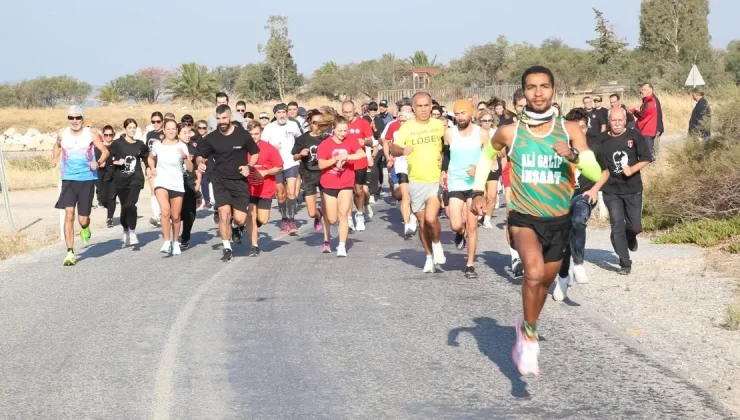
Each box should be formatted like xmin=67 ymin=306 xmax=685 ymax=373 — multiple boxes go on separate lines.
xmin=236 ymin=109 xmax=246 ymax=113
xmin=480 ymin=119 xmax=494 ymax=123
xmin=197 ymin=126 xmax=207 ymax=130
xmin=151 ymin=119 xmax=162 ymax=124
xmin=67 ymin=116 xmax=82 ymax=121
xmin=103 ymin=133 xmax=114 ymax=137
xmin=183 ymin=122 xmax=193 ymax=126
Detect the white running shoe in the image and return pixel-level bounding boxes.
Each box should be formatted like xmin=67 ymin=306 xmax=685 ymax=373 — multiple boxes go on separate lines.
xmin=122 ymin=231 xmax=130 ymax=247
xmin=423 ymin=259 xmax=435 ymax=273
xmin=348 ymin=215 xmax=355 ymax=231
xmin=573 ymin=264 xmax=589 ymax=284
xmin=160 ymin=241 xmax=172 ymax=254
xmin=129 ymin=232 xmax=139 ymax=246
xmin=483 ymin=216 xmax=493 ymax=229
xmin=367 ymin=203 xmax=374 ymax=219
xmin=512 ymin=315 xmax=540 ymax=376
xmin=171 ymin=242 xmax=182 ymax=256
xmin=552 ymin=275 xmax=569 ymax=301
xmin=369 ymin=196 xmax=376 ymax=204
xmin=355 ymin=213 xmax=366 ymax=231
xmin=432 ymin=242 xmax=446 ymax=265
xmin=336 ymin=243 xmax=347 ymax=257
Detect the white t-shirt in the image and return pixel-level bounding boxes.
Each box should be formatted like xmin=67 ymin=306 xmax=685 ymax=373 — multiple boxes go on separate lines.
xmin=263 ymin=120 xmax=301 ymax=170
xmin=392 ymin=129 xmax=408 ymax=174
xmin=152 ymin=141 xmax=189 ymax=192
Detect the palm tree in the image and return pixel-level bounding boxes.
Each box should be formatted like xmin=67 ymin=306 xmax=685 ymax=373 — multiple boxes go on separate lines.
xmin=96 ymin=81 xmax=121 ymax=106
xmin=407 ymin=50 xmax=438 ymax=67
xmin=168 ymin=62 xmax=220 ymax=106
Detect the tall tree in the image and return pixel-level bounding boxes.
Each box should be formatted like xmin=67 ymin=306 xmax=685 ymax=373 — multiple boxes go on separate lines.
xmin=307 ymin=61 xmax=344 ymax=98
xmin=587 ymin=8 xmax=628 ymax=66
xmin=134 ymin=67 xmax=171 ymax=103
xmin=258 ymin=15 xmax=300 ymax=101
xmin=212 ymin=66 xmax=243 ymax=95
xmin=234 ymin=63 xmax=280 ymax=102
xmin=407 ymin=51 xmax=438 ymax=67
xmin=639 ymin=0 xmax=711 ymax=63
xmin=725 ymin=40 xmax=740 ymax=84
xmin=168 ymin=62 xmax=220 ymax=106
xmin=448 ymin=36 xmax=510 ymax=87
xmin=96 ymin=81 xmax=121 ymax=105
xmin=115 ymin=74 xmax=156 ymax=103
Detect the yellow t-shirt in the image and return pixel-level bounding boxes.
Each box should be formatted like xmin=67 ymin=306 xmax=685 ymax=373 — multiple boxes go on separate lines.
xmin=395 ymin=118 xmax=445 ymax=183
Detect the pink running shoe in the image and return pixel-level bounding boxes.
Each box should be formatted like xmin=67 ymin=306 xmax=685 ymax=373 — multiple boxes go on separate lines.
xmin=322 ymin=241 xmax=331 ymax=253
xmin=512 ymin=315 xmax=541 ymax=376
xmin=314 ymin=211 xmax=323 ymax=232
xmin=280 ymin=220 xmax=289 ymax=235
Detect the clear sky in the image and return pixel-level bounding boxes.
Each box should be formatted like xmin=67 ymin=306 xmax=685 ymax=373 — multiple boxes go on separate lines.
xmin=0 ymin=0 xmax=736 ymax=85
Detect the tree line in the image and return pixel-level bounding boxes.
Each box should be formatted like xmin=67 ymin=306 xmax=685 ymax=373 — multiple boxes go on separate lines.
xmin=2 ymin=1 xmax=740 ymax=109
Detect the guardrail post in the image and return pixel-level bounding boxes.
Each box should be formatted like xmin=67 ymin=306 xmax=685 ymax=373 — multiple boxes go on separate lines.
xmin=0 ymin=146 xmax=17 ymax=231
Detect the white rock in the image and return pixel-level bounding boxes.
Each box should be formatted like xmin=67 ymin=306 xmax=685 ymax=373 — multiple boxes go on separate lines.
xmin=40 ymin=134 xmax=56 ymax=144
xmin=24 ymin=128 xmax=42 ymax=138
xmin=3 ymin=127 xmax=17 ymax=137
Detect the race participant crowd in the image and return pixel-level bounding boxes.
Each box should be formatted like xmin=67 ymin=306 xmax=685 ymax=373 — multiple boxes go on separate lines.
xmin=51 ymin=65 xmax=655 ymax=377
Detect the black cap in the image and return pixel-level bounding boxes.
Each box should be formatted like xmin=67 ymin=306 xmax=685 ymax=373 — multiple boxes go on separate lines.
xmin=273 ymin=103 xmax=287 ymax=113
xmin=379 ymin=100 xmax=388 ymax=108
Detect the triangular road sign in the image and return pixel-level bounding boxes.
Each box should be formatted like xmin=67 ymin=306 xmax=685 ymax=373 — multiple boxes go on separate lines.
xmin=685 ymin=65 xmax=705 ymax=87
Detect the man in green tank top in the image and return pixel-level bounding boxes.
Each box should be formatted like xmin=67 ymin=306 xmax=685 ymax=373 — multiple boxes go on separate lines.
xmin=470 ymin=66 xmax=601 ymax=377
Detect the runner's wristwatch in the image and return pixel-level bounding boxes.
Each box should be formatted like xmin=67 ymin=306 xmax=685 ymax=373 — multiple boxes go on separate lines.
xmin=568 ymin=147 xmax=579 ymax=163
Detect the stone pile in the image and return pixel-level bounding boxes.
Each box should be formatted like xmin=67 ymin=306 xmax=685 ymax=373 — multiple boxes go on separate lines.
xmin=1 ymin=128 xmax=57 ymax=151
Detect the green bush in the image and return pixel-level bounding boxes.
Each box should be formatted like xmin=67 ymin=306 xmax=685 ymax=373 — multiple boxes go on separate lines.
xmin=655 ymin=218 xmax=740 ymax=247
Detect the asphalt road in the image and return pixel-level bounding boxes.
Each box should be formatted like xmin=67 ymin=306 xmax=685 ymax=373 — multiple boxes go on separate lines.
xmin=0 ymin=197 xmax=735 ymax=420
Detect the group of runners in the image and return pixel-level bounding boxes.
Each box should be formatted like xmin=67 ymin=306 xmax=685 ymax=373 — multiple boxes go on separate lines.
xmin=52 ymin=65 xmax=646 ymax=377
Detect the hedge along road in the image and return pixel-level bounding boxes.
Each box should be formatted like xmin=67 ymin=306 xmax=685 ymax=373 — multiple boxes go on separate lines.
xmin=0 ymin=198 xmax=735 ymax=420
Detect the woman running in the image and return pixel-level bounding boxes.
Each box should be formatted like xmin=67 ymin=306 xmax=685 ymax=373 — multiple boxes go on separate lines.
xmin=245 ymin=121 xmax=283 ymax=257
xmin=147 ymin=119 xmax=193 ymax=256
xmin=178 ymin=123 xmax=202 ymax=249
xmin=146 ymin=112 xmax=165 ymax=227
xmin=317 ymin=116 xmax=366 ymax=257
xmin=292 ymin=109 xmax=332 ymax=251
xmin=478 ymin=109 xmax=502 ymax=228
xmin=97 ymin=125 xmax=116 ymax=227
xmin=108 ymin=118 xmax=149 ymax=247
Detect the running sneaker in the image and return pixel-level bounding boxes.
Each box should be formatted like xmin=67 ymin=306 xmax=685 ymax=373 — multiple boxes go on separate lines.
xmin=367 ymin=203 xmax=374 ymax=219
xmin=122 ymin=231 xmax=130 ymax=247
xmin=512 ymin=258 xmax=524 ymax=277
xmin=249 ymin=246 xmax=260 ymax=257
xmin=322 ymin=241 xmax=331 ymax=253
xmin=221 ymin=248 xmax=233 ymax=262
xmin=180 ymin=240 xmax=189 ymax=250
xmin=423 ymin=259 xmax=435 ymax=273
xmin=483 ymin=216 xmax=493 ymax=229
xmin=106 ymin=219 xmax=113 ymax=228
xmin=432 ymin=242 xmax=446 ymax=265
xmin=280 ymin=220 xmax=289 ymax=235
xmin=62 ymin=251 xmax=76 ymax=266
xmin=464 ymin=266 xmax=478 ymax=279
xmin=512 ymin=316 xmax=540 ymax=376
xmin=454 ymin=232 xmax=465 ymax=250
xmin=355 ymin=214 xmax=366 ymax=232
xmin=573 ymin=264 xmax=589 ymax=284
xmin=171 ymin=242 xmax=182 ymax=256
xmin=336 ymin=243 xmax=347 ymax=257
xmin=232 ymin=226 xmax=243 ymax=244
xmin=404 ymin=225 xmax=414 ymax=240
xmin=150 ymin=217 xmax=161 ymax=227
xmin=551 ymin=275 xmax=569 ymax=302
xmin=439 ymin=209 xmax=447 ymax=219
xmin=80 ymin=226 xmax=91 ymax=245
xmin=628 ymin=237 xmax=639 ymax=252
xmin=160 ymin=241 xmax=172 ymax=254
xmin=289 ymin=219 xmax=298 ymax=235
xmin=212 ymin=212 xmax=220 ymax=226
xmin=348 ymin=216 xmax=355 ymax=232
xmin=618 ymin=266 xmax=631 ymax=275
xmin=313 ymin=214 xmax=323 ymax=232
xmin=369 ymin=196 xmax=376 ymax=204
xmin=129 ymin=232 xmax=139 ymax=246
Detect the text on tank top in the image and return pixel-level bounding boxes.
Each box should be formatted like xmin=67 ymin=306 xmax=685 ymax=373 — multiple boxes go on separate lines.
xmin=508 ymin=118 xmax=575 ymax=218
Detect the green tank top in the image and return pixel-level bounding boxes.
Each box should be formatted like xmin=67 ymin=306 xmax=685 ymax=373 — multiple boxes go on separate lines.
xmin=508 ymin=118 xmax=575 ymax=218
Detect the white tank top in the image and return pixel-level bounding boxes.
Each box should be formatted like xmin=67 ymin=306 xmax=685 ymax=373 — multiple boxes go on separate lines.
xmin=60 ymin=127 xmax=97 ymax=181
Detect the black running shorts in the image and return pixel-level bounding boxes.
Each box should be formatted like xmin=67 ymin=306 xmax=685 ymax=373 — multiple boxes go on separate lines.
xmin=249 ymin=196 xmax=272 ymax=211
xmin=508 ymin=211 xmax=571 ymax=263
xmin=212 ymin=177 xmax=249 ymax=212
xmin=301 ymin=171 xmax=322 ymax=196
xmin=354 ymin=169 xmax=367 ymax=186
xmin=55 ymin=180 xmax=95 ymax=217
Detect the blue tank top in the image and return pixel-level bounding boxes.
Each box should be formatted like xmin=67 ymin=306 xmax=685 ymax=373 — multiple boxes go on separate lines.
xmin=448 ymin=125 xmax=482 ymax=192
xmin=60 ymin=127 xmax=97 ymax=181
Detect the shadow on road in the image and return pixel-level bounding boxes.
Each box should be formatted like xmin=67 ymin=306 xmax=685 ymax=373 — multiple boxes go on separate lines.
xmin=77 ymin=231 xmax=161 ymax=261
xmin=447 ymin=317 xmax=530 ymax=399
xmin=584 ymin=248 xmax=620 ymax=273
xmin=480 ymin=251 xmax=521 ymax=285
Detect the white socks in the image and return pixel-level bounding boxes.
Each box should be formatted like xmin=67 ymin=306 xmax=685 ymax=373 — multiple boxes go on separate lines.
xmin=510 ymin=247 xmax=520 ymax=262
xmin=223 ymin=240 xmax=232 ymax=250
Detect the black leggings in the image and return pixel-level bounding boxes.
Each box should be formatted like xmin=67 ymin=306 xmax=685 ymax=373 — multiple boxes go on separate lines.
xmin=96 ymin=177 xmax=116 ymax=219
xmin=181 ymin=187 xmax=198 ymax=242
xmin=369 ymin=152 xmax=384 ymax=195
xmin=117 ymin=187 xmax=142 ymax=230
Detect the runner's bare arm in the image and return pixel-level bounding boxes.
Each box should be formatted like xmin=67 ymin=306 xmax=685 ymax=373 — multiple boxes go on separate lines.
xmin=472 ymin=125 xmax=512 ymax=192
xmin=564 ymin=121 xmax=601 ymax=182
xmin=90 ymin=128 xmax=109 ymax=164
xmin=348 ymin=148 xmax=367 ymax=160
xmin=51 ymin=129 xmax=63 ymax=164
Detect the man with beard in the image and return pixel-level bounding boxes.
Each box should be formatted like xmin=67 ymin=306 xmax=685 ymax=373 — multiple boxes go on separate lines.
xmin=470 ymin=66 xmax=602 ymax=376
xmin=197 ymin=105 xmax=260 ymax=262
xmin=440 ymin=100 xmax=490 ymax=279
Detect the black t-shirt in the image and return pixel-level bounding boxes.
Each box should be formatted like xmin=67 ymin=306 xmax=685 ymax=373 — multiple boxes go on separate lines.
xmin=597 ymin=129 xmax=651 ymax=195
xmin=291 ymin=132 xmax=325 ymax=172
xmin=108 ymin=138 xmax=149 ymax=189
xmin=199 ymin=125 xmax=260 ymax=181
xmin=498 ymin=116 xmax=514 ymax=127
xmin=587 ymin=109 xmax=607 ymax=139
xmin=146 ymin=130 xmax=164 ymax=152
xmin=95 ymin=143 xmax=114 ymax=181
xmin=574 ymin=138 xmax=605 ymax=195
xmin=183 ymin=141 xmax=200 ymax=189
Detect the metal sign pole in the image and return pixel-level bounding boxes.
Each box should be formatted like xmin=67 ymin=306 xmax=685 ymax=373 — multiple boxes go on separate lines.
xmin=0 ymin=146 xmax=17 ymax=231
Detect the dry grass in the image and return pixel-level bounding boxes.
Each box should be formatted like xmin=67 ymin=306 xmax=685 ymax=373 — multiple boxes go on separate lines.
xmin=3 ymin=155 xmax=60 ymax=191
xmin=0 ymin=96 xmax=341 ymax=133
xmin=0 ymin=231 xmax=32 ymax=260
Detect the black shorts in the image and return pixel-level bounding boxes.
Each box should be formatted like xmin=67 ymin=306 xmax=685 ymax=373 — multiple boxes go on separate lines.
xmin=487 ymin=169 xmax=502 ymax=181
xmin=154 ymin=187 xmax=184 ymax=198
xmin=397 ymin=173 xmax=409 ymax=184
xmin=323 ymin=187 xmax=353 ymax=198
xmin=249 ymin=196 xmax=272 ymax=211
xmin=508 ymin=211 xmax=571 ymax=263
xmin=354 ymin=169 xmax=368 ymax=186
xmin=276 ymin=166 xmax=299 ymax=184
xmin=448 ymin=190 xmax=474 ymax=202
xmin=212 ymin=177 xmax=249 ymax=212
xmin=301 ymin=171 xmax=322 ymax=196
xmin=55 ymin=180 xmax=95 ymax=216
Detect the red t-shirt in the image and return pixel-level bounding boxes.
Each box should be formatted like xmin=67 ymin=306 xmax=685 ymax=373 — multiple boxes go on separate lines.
xmin=247 ymin=140 xmax=284 ymax=199
xmin=346 ymin=117 xmax=373 ymax=170
xmin=384 ymin=120 xmax=401 ymax=142
xmin=317 ymin=137 xmax=361 ymax=190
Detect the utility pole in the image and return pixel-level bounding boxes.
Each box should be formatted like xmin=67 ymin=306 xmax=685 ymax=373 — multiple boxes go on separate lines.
xmin=0 ymin=146 xmax=17 ymax=230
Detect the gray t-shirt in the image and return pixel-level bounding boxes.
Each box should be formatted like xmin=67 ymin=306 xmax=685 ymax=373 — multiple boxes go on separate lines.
xmin=207 ymin=111 xmax=246 ymax=133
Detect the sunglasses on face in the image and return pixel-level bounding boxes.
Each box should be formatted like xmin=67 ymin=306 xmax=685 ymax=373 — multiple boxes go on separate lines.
xmin=151 ymin=119 xmax=162 ymax=124
xmin=260 ymin=117 xmax=269 ymax=120
xmin=431 ymin=113 xmax=441 ymax=117
xmin=68 ymin=116 xmax=82 ymax=121
xmin=103 ymin=133 xmax=114 ymax=137
xmin=480 ymin=119 xmax=493 ymax=123
xmin=236 ymin=109 xmax=246 ymax=113
xmin=183 ymin=122 xmax=193 ymax=126
xmin=197 ymin=126 xmax=207 ymax=130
